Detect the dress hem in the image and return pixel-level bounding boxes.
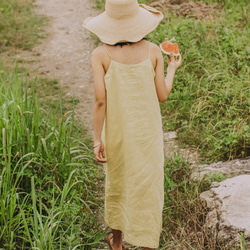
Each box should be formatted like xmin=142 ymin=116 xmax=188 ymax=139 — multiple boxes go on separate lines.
xmin=106 ymin=222 xmax=160 ymax=249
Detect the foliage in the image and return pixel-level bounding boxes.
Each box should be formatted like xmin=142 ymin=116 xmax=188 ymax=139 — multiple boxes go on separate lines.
xmin=0 ymin=0 xmax=44 ymax=52
xmin=204 ymin=171 xmax=228 ymax=183
xmin=159 ymin=155 xmax=239 ymax=249
xmin=95 ymin=0 xmax=151 ymax=10
xmin=146 ymin=0 xmax=250 ymax=161
xmin=0 ymin=0 xmax=106 ymax=248
xmin=0 ymin=69 xmax=105 ymax=249
xmin=94 ymin=0 xmax=250 ymax=162
xmin=239 ymin=232 xmax=246 ymax=250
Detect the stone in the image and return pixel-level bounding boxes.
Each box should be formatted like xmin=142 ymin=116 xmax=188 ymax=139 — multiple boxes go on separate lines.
xmin=200 ymin=175 xmax=250 ymax=248
xmin=191 ymin=158 xmax=250 ymax=180
xmin=164 ymin=131 xmax=177 ymax=140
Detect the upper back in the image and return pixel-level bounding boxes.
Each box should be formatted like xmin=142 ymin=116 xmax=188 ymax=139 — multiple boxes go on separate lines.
xmin=100 ymin=40 xmax=159 ymax=73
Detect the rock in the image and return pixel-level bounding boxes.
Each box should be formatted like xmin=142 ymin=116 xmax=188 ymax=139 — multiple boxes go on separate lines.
xmin=163 ymin=131 xmax=201 ymax=164
xmin=200 ymin=175 xmax=250 ymax=248
xmin=164 ymin=131 xmax=177 ymax=140
xmin=191 ymin=158 xmax=250 ymax=180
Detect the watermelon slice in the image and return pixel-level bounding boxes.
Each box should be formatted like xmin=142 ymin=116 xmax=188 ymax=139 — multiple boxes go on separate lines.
xmin=160 ymin=41 xmax=180 ymax=56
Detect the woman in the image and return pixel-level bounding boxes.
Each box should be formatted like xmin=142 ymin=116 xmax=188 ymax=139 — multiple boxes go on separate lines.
xmin=83 ymin=0 xmax=181 ymax=249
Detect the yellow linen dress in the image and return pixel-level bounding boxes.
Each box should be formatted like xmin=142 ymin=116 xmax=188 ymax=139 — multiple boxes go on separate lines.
xmin=103 ymin=45 xmax=164 ymax=248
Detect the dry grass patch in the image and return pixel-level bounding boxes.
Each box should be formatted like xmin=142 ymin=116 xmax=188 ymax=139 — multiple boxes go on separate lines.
xmin=150 ymin=0 xmax=222 ymax=19
xmin=0 ymin=0 xmax=45 ymax=52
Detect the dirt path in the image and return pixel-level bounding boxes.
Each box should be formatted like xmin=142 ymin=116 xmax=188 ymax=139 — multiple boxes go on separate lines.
xmin=18 ymin=0 xmax=202 ymax=248
xmin=19 ymin=0 xmax=201 ymax=168
xmin=23 ymin=0 xmax=99 ymax=135
xmin=21 ymin=0 xmax=200 ymax=165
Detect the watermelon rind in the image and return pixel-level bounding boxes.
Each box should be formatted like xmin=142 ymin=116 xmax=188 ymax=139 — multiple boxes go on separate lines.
xmin=160 ymin=43 xmax=180 ymax=56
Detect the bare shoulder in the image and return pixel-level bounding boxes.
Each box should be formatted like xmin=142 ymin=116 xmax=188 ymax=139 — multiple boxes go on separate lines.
xmin=148 ymin=41 xmax=163 ymax=69
xmin=91 ymin=45 xmax=106 ymax=60
xmin=149 ymin=42 xmax=162 ymax=57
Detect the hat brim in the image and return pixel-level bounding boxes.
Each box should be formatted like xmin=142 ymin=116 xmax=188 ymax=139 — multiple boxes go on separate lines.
xmin=83 ymin=4 xmax=163 ymax=45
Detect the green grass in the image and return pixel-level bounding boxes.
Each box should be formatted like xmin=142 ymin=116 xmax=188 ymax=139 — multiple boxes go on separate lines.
xmin=144 ymin=1 xmax=249 ymax=247
xmin=0 ymin=68 xmax=106 ymax=249
xmin=95 ymin=0 xmax=151 ymax=9
xmin=158 ymin=155 xmax=246 ymax=249
xmin=0 ymin=0 xmax=45 ymax=52
xmin=145 ymin=0 xmax=250 ymax=162
xmin=92 ymin=0 xmax=249 ymax=248
xmin=0 ymin=0 xmax=107 ymax=248
xmin=93 ymin=0 xmax=250 ymax=162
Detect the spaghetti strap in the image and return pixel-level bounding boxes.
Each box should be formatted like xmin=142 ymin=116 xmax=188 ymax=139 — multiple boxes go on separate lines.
xmin=103 ymin=45 xmax=111 ymax=59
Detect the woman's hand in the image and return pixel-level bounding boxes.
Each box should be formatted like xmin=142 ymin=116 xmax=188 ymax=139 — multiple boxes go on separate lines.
xmin=154 ymin=44 xmax=182 ymax=103
xmin=94 ymin=142 xmax=107 ymax=163
xmin=166 ymin=52 xmax=182 ymax=72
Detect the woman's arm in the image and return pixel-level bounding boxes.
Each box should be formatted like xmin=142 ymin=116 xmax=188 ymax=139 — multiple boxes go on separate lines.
xmin=153 ymin=45 xmax=182 ymax=103
xmin=91 ymin=47 xmax=107 ymax=163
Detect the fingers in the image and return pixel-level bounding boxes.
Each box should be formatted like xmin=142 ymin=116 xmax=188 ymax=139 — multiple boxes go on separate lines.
xmin=101 ymin=149 xmax=106 ymax=159
xmin=176 ymin=54 xmax=182 ymax=68
xmin=166 ymin=52 xmax=182 ymax=70
xmin=170 ymin=52 xmax=175 ymax=60
xmin=166 ymin=52 xmax=179 ymax=63
xmin=94 ymin=151 xmax=107 ymax=162
xmin=94 ymin=144 xmax=107 ymax=163
xmin=167 ymin=55 xmax=170 ymax=65
xmin=178 ymin=54 xmax=182 ymax=63
xmin=96 ymin=157 xmax=107 ymax=163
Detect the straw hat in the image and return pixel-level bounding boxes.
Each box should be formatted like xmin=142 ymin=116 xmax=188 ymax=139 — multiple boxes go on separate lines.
xmin=83 ymin=0 xmax=163 ymax=45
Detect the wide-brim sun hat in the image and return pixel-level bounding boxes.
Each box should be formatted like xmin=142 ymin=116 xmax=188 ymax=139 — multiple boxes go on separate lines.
xmin=83 ymin=0 xmax=163 ymax=45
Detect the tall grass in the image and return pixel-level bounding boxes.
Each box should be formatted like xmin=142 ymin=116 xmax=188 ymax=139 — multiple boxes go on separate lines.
xmin=0 ymin=0 xmax=107 ymax=247
xmin=0 ymin=69 xmax=105 ymax=249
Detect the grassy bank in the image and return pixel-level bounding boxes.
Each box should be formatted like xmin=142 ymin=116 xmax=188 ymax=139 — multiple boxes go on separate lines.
xmin=0 ymin=0 xmax=44 ymax=52
xmin=0 ymin=0 xmax=106 ymax=248
xmin=0 ymin=70 xmax=105 ymax=249
xmin=96 ymin=0 xmax=250 ymax=162
xmin=147 ymin=0 xmax=250 ymax=162
xmin=94 ymin=0 xmax=249 ymax=249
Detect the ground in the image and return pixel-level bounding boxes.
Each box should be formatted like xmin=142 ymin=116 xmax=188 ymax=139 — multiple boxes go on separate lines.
xmin=20 ymin=0 xmax=201 ymax=165
xmin=17 ymin=0 xmax=250 ymax=248
xmin=22 ymin=0 xmax=99 ymax=135
xmin=20 ymin=0 xmax=249 ymax=177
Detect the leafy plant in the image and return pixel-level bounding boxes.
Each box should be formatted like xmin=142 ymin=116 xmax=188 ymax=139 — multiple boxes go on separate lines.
xmin=0 ymin=68 xmax=105 ymax=249
xmin=239 ymin=232 xmax=246 ymax=250
xmin=145 ymin=0 xmax=250 ymax=161
xmin=159 ymin=154 xmax=239 ymax=249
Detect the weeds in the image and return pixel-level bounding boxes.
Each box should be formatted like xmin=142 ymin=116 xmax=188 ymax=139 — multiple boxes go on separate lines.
xmin=1 ymin=0 xmax=249 ymax=248
xmin=146 ymin=0 xmax=250 ymax=161
xmin=0 ymin=0 xmax=106 ymax=248
xmin=0 ymin=69 xmax=105 ymax=249
xmin=0 ymin=0 xmax=44 ymax=52
xmin=159 ymin=155 xmax=243 ymax=249
xmin=94 ymin=0 xmax=250 ymax=161
xmin=239 ymin=232 xmax=246 ymax=250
